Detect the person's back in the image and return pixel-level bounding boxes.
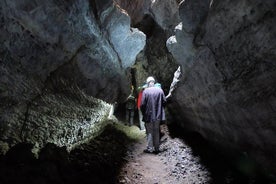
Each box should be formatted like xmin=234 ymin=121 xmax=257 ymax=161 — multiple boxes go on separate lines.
xmin=141 ymin=86 xmax=166 ymax=123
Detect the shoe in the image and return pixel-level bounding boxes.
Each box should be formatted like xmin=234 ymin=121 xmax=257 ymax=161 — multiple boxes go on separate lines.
xmin=153 ymin=149 xmax=160 ymax=154
xmin=143 ymin=149 xmax=154 ymax=154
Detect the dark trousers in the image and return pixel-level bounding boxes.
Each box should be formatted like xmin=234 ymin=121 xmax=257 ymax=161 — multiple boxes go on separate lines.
xmin=145 ymin=121 xmax=160 ymax=151
xmin=126 ymin=109 xmax=134 ymax=126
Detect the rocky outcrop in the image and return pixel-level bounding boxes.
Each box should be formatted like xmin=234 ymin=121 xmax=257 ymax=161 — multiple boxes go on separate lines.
xmin=149 ymin=0 xmax=180 ymax=30
xmin=114 ymin=0 xmax=179 ymax=91
xmin=0 ymin=0 xmax=145 ymax=152
xmin=115 ymin=0 xmax=180 ymax=30
xmin=167 ymin=0 xmax=276 ymax=175
xmin=96 ymin=0 xmax=146 ymax=69
xmin=133 ymin=25 xmax=178 ymax=93
xmin=114 ymin=0 xmax=151 ymax=26
xmin=166 ymin=22 xmax=196 ymax=71
xmin=167 ymin=0 xmax=210 ymax=72
xmin=179 ymin=0 xmax=210 ymax=34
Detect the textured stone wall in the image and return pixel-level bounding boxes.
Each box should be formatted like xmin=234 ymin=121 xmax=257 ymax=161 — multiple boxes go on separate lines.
xmin=115 ymin=0 xmax=180 ymax=30
xmin=167 ymin=0 xmax=276 ymax=175
xmin=115 ymin=0 xmax=180 ymax=92
xmin=1 ymin=0 xmax=275 ymax=177
xmin=95 ymin=0 xmax=146 ymax=69
xmin=0 ymin=0 xmax=145 ymax=152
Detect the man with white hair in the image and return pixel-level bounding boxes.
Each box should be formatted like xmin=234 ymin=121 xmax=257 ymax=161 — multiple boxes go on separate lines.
xmin=141 ymin=76 xmax=166 ymax=154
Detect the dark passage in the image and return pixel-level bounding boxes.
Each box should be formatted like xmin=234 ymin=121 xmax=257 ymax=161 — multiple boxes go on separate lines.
xmin=167 ymin=123 xmax=274 ymax=184
xmin=0 ymin=124 xmax=133 ymax=184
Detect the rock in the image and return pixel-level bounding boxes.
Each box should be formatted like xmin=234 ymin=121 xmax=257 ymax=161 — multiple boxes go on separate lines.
xmin=0 ymin=141 xmax=9 ymax=155
xmin=0 ymin=0 xmax=275 ymax=178
xmin=150 ymin=0 xmax=180 ymax=30
xmin=6 ymin=143 xmax=36 ymax=164
xmin=0 ymin=0 xmax=144 ymax=153
xmin=39 ymin=143 xmax=68 ymax=165
xmin=0 ymin=0 xmax=127 ymax=103
xmin=114 ymin=0 xmax=151 ymax=25
xmin=168 ymin=0 xmax=276 ymax=175
xmin=96 ymin=0 xmax=146 ymax=69
xmin=166 ymin=22 xmax=196 ymax=72
xmin=179 ymin=0 xmax=210 ymax=33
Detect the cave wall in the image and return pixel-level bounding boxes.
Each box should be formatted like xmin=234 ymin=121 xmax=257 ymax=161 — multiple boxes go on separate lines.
xmin=0 ymin=0 xmax=145 ymax=152
xmin=115 ymin=0 xmax=180 ymax=93
xmin=114 ymin=0 xmax=179 ymax=30
xmin=1 ymin=0 xmax=275 ymax=176
xmin=167 ymin=0 xmax=276 ymax=174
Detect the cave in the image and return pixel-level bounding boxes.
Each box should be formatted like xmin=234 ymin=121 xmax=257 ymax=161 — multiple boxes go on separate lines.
xmin=0 ymin=0 xmax=275 ymax=183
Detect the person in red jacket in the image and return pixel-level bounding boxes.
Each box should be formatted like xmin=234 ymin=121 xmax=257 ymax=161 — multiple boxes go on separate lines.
xmin=137 ymin=84 xmax=147 ymax=131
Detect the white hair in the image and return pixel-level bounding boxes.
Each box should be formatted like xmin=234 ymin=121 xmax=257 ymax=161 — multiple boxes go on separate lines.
xmin=146 ymin=76 xmax=155 ymax=83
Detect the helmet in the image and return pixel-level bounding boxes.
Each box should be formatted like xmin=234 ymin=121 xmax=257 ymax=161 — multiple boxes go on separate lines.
xmin=146 ymin=76 xmax=155 ymax=83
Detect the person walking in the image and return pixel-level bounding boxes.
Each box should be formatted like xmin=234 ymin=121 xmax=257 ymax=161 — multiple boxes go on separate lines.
xmin=141 ymin=76 xmax=166 ymax=154
xmin=125 ymin=86 xmax=136 ymax=126
xmin=137 ymin=84 xmax=147 ymax=131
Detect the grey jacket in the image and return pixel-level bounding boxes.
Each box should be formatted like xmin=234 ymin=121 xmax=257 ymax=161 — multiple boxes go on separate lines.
xmin=141 ymin=86 xmax=166 ymax=123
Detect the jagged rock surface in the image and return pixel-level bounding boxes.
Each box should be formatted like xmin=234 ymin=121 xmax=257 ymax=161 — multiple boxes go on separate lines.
xmin=0 ymin=0 xmax=275 ymax=178
xmin=0 ymin=0 xmax=145 ymax=152
xmin=115 ymin=0 xmax=180 ymax=30
xmin=167 ymin=0 xmax=276 ymax=175
xmin=115 ymin=0 xmax=179 ymax=92
xmin=96 ymin=0 xmax=146 ymax=69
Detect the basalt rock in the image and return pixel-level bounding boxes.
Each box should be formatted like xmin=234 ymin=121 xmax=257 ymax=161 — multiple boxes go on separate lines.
xmin=114 ymin=0 xmax=179 ymax=92
xmin=95 ymin=0 xmax=146 ymax=69
xmin=114 ymin=0 xmax=151 ymax=26
xmin=1 ymin=0 xmax=275 ymax=178
xmin=167 ymin=0 xmax=276 ymax=175
xmin=115 ymin=0 xmax=180 ymax=31
xmin=0 ymin=0 xmax=145 ymax=152
xmin=149 ymin=0 xmax=180 ymax=31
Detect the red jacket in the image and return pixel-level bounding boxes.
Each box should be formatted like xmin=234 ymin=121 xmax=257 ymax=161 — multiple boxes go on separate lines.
xmin=137 ymin=90 xmax=143 ymax=109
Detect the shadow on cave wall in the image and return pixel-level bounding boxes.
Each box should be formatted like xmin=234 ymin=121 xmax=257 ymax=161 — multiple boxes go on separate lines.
xmin=0 ymin=109 xmax=274 ymax=184
xmin=0 ymin=124 xmax=133 ymax=184
xmin=167 ymin=122 xmax=274 ymax=184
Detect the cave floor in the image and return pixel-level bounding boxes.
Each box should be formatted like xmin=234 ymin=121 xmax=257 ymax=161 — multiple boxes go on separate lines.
xmin=117 ymin=122 xmax=272 ymax=184
xmin=0 ymin=119 xmax=272 ymax=184
xmin=117 ymin=124 xmax=211 ymax=184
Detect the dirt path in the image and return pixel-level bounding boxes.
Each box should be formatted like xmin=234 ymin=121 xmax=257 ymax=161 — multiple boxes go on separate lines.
xmin=118 ymin=138 xmax=170 ymax=184
xmin=117 ymin=124 xmax=211 ymax=184
xmin=0 ymin=120 xmax=271 ymax=184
